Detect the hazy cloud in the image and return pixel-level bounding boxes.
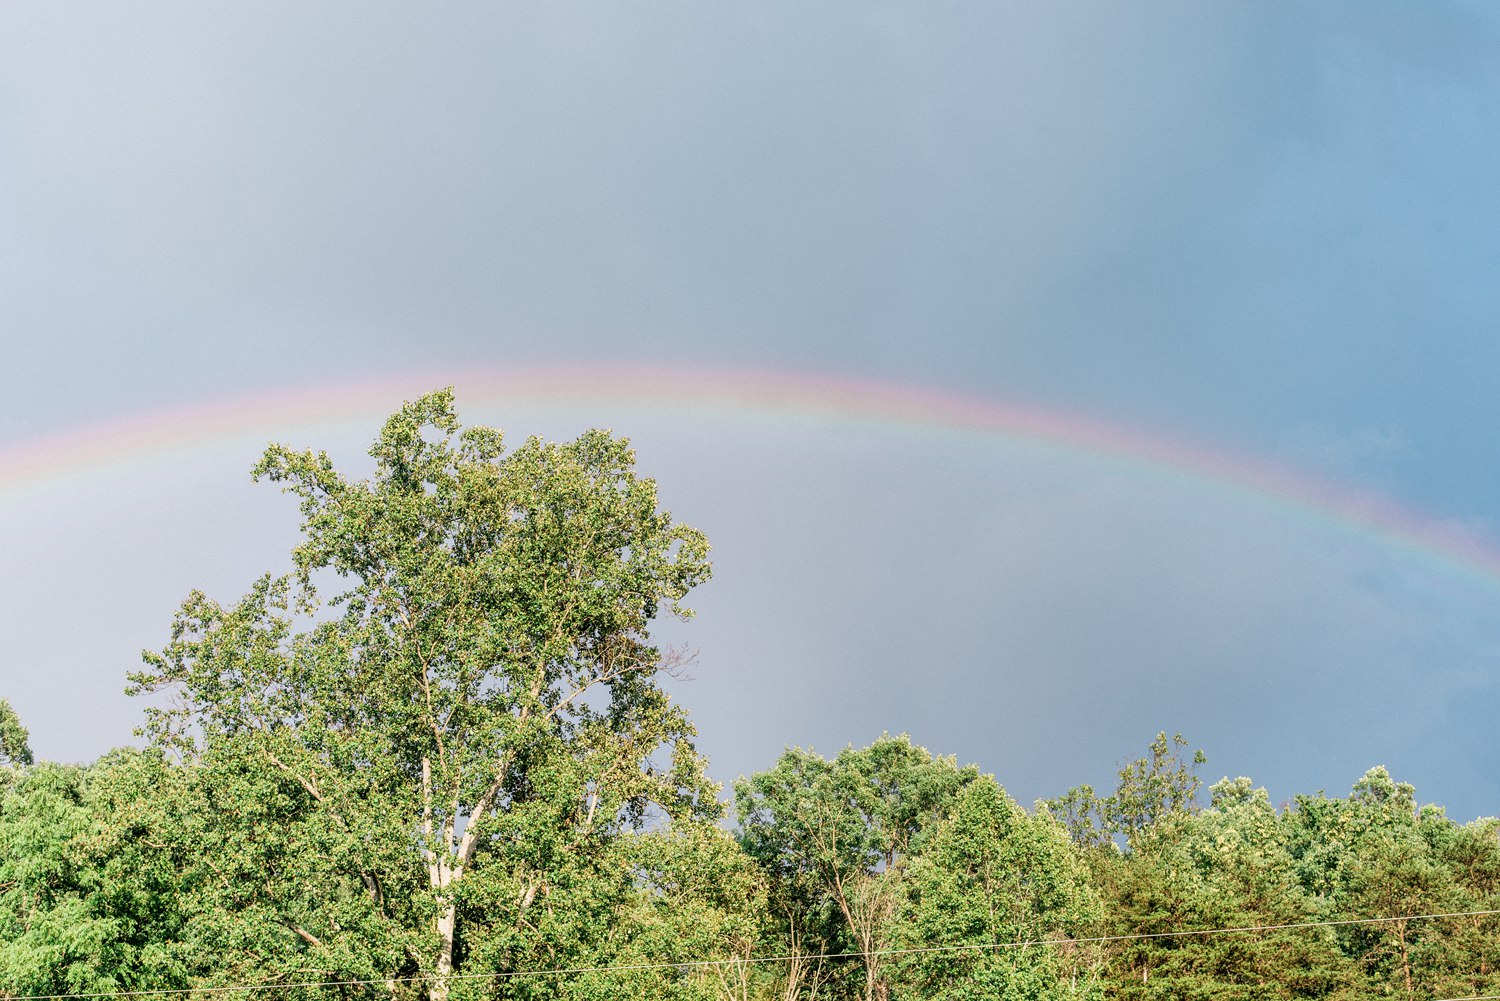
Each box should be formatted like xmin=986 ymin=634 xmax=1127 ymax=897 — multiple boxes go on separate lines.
xmin=3 ymin=5 xmax=1498 ymax=819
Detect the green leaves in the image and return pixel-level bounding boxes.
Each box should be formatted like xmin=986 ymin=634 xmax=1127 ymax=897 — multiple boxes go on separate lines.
xmin=735 ymin=736 xmax=983 ymax=1001
xmin=0 ymin=698 xmax=31 ymax=768
xmin=893 ymin=778 xmax=1101 ymax=1001
xmin=0 ymin=752 xmax=193 ymax=996
xmin=129 ymin=390 xmax=719 ymax=999
xmin=1046 ymin=732 xmax=1207 ymax=850
xmin=736 ymin=739 xmax=1105 ymax=1001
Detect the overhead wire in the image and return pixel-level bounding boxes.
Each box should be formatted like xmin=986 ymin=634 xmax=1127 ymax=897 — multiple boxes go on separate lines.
xmin=12 ymin=907 xmax=1500 ymax=1000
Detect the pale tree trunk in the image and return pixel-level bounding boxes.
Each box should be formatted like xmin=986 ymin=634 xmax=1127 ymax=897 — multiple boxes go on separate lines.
xmin=426 ymin=756 xmax=509 ymax=1001
xmin=418 ymin=663 xmax=603 ymax=1001
xmin=421 ymin=748 xmax=460 ymax=1001
xmin=432 ymin=899 xmax=458 ymax=1001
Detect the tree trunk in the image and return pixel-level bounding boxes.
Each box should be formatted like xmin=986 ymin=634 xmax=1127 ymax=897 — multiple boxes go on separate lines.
xmin=432 ymin=901 xmax=458 ymax=1001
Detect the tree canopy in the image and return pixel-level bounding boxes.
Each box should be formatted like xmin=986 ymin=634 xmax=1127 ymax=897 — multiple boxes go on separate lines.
xmin=126 ymin=390 xmax=722 ymax=1001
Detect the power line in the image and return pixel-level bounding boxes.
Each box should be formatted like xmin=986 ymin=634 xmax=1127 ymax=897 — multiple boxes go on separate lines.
xmin=13 ymin=908 xmax=1500 ymax=1000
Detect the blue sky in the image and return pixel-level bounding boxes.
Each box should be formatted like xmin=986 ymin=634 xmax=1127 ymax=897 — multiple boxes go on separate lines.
xmin=2 ymin=3 xmax=1498 ymax=818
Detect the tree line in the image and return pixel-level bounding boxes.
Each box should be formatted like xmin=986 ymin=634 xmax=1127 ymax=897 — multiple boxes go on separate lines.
xmin=2 ymin=392 xmax=1496 ymax=1000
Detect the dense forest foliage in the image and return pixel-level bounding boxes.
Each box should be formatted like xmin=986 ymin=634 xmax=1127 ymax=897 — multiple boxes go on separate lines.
xmin=2 ymin=394 xmax=1496 ymax=1001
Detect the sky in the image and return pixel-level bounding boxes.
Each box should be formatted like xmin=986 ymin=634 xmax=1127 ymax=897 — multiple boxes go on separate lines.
xmin=2 ymin=2 xmax=1498 ymax=820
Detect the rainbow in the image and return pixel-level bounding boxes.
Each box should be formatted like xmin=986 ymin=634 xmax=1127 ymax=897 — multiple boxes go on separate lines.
xmin=3 ymin=364 xmax=1498 ymax=586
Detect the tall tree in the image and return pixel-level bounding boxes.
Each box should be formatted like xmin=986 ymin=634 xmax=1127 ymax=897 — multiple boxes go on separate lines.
xmin=1427 ymin=815 xmax=1500 ymax=999
xmin=1093 ymin=777 xmax=1354 ymax=1000
xmin=130 ymin=390 xmax=715 ymax=1000
xmin=735 ymin=735 xmax=978 ymax=1001
xmin=0 ymin=751 xmax=190 ymax=995
xmin=1284 ymin=767 xmax=1464 ymax=999
xmin=1046 ymin=732 xmax=1205 ymax=849
xmin=891 ymin=777 xmax=1101 ymax=1001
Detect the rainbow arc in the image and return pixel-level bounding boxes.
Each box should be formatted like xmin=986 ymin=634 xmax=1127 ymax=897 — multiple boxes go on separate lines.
xmin=2 ymin=364 xmax=1496 ymax=586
